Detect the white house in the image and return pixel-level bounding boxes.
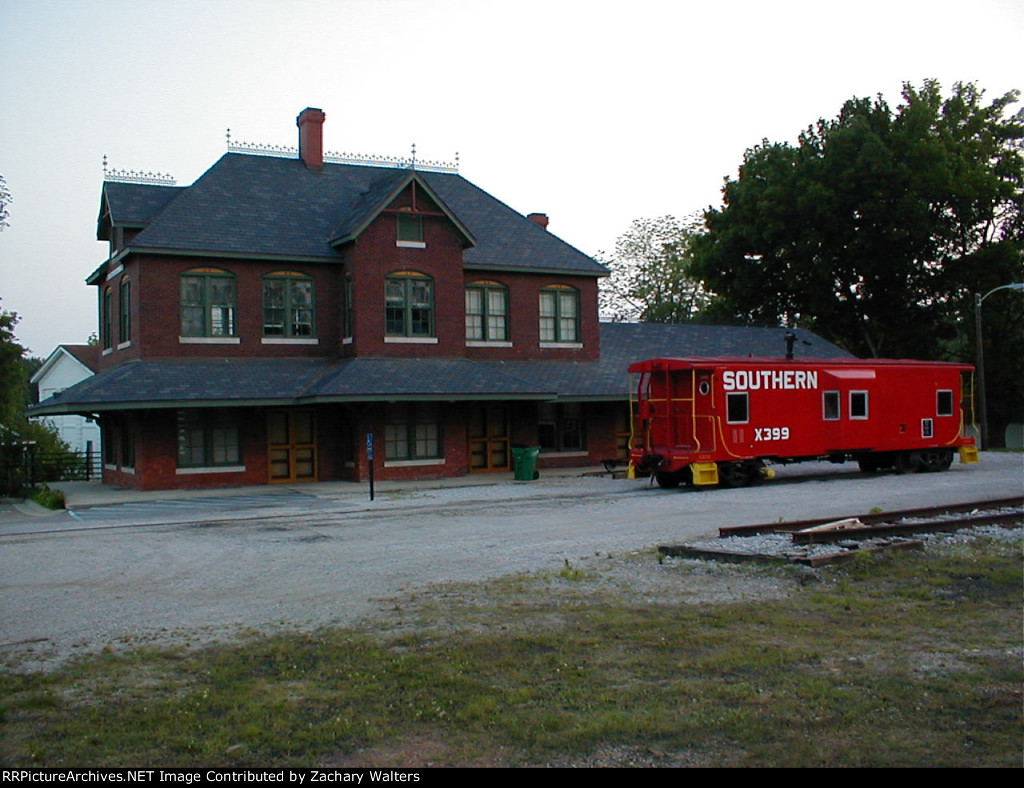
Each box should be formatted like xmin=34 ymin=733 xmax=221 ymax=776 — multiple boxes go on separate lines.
xmin=30 ymin=345 xmax=101 ymax=457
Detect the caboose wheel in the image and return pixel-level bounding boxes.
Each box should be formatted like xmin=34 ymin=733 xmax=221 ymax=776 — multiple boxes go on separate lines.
xmin=655 ymin=471 xmax=681 ymax=489
xmin=919 ymin=449 xmax=954 ymax=472
xmin=857 ymin=455 xmax=881 ymax=473
xmin=718 ymin=461 xmax=754 ymax=488
xmin=895 ymin=452 xmax=921 ymax=474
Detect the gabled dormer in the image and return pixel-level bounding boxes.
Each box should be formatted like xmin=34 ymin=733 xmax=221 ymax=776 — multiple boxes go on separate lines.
xmin=328 ymin=169 xmax=476 ymax=252
xmin=95 ymin=181 xmax=182 ymax=259
xmin=329 ymin=170 xmax=477 ymax=358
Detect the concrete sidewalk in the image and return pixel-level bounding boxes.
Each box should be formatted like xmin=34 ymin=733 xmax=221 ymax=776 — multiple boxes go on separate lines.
xmin=3 ymin=465 xmax=616 ymax=514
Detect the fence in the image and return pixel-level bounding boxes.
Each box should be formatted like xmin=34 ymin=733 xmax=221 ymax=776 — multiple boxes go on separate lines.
xmin=0 ymin=445 xmax=102 ymax=497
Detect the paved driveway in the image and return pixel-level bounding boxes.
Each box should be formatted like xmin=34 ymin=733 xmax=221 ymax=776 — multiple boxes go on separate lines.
xmin=1 ymin=454 xmax=1020 ymax=670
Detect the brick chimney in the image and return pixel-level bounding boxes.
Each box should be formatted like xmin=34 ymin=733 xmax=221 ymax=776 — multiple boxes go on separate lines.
xmin=527 ymin=213 xmax=549 ymax=230
xmin=297 ymin=107 xmax=326 ymax=169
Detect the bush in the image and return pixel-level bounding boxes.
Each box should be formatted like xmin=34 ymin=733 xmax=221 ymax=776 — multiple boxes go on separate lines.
xmin=31 ymin=484 xmax=65 ymax=510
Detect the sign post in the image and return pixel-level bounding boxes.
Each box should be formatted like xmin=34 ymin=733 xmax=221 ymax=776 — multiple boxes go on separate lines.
xmin=366 ymin=433 xmax=375 ymax=501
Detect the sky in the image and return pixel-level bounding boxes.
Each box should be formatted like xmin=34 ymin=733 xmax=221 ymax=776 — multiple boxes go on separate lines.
xmin=1 ymin=0 xmax=1022 ymax=357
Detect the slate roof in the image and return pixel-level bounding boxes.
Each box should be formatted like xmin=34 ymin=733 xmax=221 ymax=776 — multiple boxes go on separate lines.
xmin=30 ymin=323 xmax=851 ymax=415
xmin=98 ymin=182 xmax=184 ymax=238
xmin=98 ymin=153 xmax=605 ymax=276
xmin=487 ymin=323 xmax=852 ymax=400
xmin=31 ymin=358 xmax=335 ymax=412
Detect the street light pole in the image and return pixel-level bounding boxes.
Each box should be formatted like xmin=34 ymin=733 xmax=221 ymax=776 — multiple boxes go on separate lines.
xmin=974 ymin=282 xmax=1024 ymax=449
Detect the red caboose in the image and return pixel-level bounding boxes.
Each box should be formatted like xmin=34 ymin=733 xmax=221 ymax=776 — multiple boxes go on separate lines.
xmin=628 ymin=357 xmax=978 ymax=488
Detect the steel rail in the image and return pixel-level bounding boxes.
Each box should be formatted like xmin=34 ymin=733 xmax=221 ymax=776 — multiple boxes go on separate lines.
xmin=790 ymin=510 xmax=1023 ymax=544
xmin=718 ymin=497 xmax=1024 ymax=537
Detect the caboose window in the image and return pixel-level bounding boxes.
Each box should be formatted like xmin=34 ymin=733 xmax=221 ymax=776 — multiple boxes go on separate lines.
xmin=937 ymin=390 xmax=954 ymax=417
xmin=726 ymin=392 xmax=749 ymax=424
xmin=823 ymin=391 xmax=840 ymax=420
xmin=850 ymin=391 xmax=869 ymax=420
xmin=922 ymin=418 xmax=934 ymax=438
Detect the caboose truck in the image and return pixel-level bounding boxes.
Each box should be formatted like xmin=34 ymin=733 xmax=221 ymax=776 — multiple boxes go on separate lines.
xmin=628 ymin=356 xmax=979 ymax=489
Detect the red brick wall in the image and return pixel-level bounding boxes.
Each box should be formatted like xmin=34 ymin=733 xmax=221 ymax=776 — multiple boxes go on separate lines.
xmin=101 ymin=409 xmax=268 ymax=491
xmin=100 ymin=400 xmax=620 ymax=490
xmin=95 ymin=255 xmax=343 ymax=370
xmin=93 ymin=213 xmax=601 ymax=369
xmin=462 ymin=270 xmax=601 ymax=361
xmin=347 ymin=212 xmax=468 ymax=357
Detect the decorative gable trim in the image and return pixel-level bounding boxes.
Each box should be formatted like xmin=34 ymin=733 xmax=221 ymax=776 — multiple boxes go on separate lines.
xmin=328 ymin=170 xmax=476 ymax=249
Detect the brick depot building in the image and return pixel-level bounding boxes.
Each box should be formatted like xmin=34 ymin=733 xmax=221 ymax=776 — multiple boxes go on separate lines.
xmin=32 ymin=108 xmax=849 ymax=491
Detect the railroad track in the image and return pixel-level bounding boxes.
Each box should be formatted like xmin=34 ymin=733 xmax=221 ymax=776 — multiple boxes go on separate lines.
xmin=659 ymin=497 xmax=1023 ymax=567
xmin=718 ymin=497 xmax=1024 ymax=538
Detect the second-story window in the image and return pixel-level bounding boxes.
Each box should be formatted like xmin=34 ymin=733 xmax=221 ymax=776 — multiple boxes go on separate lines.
xmin=101 ymin=287 xmax=113 ymax=350
xmin=466 ymin=281 xmax=509 ymax=342
xmin=181 ymin=269 xmax=236 ymax=337
xmin=385 ymin=271 xmax=434 ymax=338
xmin=118 ymin=278 xmax=131 ymax=345
xmin=263 ymin=272 xmax=315 ymax=338
xmin=343 ymin=274 xmax=354 ymax=339
xmin=539 ymin=285 xmax=579 ymax=343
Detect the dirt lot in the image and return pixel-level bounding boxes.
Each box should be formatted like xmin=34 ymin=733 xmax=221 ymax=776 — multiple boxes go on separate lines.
xmin=1 ymin=453 xmax=1021 ymax=672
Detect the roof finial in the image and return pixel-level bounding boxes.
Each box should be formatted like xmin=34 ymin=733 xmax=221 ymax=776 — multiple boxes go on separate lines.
xmin=226 ymin=127 xmax=231 ymax=148
xmin=102 ymin=154 xmax=108 ymax=177
xmin=410 ymin=142 xmax=416 ymax=170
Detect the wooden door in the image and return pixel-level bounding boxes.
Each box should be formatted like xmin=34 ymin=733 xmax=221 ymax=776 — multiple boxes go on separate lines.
xmin=268 ymin=410 xmax=317 ymax=482
xmin=469 ymin=406 xmax=510 ymax=472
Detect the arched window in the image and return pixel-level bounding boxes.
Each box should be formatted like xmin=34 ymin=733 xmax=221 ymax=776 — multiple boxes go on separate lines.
xmin=539 ymin=284 xmax=579 ymax=343
xmin=263 ymin=271 xmax=315 ymax=338
xmin=181 ymin=268 xmax=236 ymax=337
xmin=385 ymin=271 xmax=434 ymax=338
xmin=466 ymin=280 xmax=509 ymax=342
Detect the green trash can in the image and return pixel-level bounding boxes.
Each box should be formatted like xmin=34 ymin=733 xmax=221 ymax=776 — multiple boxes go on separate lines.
xmin=511 ymin=445 xmax=541 ymax=481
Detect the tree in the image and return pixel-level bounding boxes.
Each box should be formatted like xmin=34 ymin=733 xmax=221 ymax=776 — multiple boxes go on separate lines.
xmin=0 ymin=299 xmax=69 ymax=449
xmin=0 ymin=174 xmax=11 ymax=231
xmin=0 ymin=301 xmax=27 ymax=432
xmin=693 ymin=81 xmax=1022 ymax=354
xmin=598 ymin=214 xmax=711 ymax=323
xmin=690 ymin=80 xmax=1023 ymax=439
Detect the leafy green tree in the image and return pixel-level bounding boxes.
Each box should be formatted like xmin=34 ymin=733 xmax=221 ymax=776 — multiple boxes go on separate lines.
xmin=0 ymin=300 xmax=69 ymax=451
xmin=0 ymin=301 xmax=26 ymax=432
xmin=691 ymin=81 xmax=1023 ymax=440
xmin=693 ymin=80 xmax=1022 ymax=355
xmin=598 ymin=214 xmax=711 ymax=323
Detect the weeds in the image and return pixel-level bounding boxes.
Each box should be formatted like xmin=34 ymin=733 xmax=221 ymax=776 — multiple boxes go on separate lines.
xmin=558 ymin=558 xmax=588 ymax=581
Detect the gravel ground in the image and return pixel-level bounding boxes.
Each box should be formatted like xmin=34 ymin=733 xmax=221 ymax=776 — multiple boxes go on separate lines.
xmin=1 ymin=452 xmax=1020 ymax=672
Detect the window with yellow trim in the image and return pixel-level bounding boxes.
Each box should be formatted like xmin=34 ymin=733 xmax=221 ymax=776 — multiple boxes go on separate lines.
xmin=466 ymin=280 xmax=509 ymax=342
xmin=386 ymin=271 xmax=434 ymax=337
xmin=263 ymin=271 xmax=315 ymax=337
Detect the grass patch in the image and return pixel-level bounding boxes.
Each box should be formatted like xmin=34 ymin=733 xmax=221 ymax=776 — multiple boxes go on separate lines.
xmin=1 ymin=536 xmax=1020 ymax=767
